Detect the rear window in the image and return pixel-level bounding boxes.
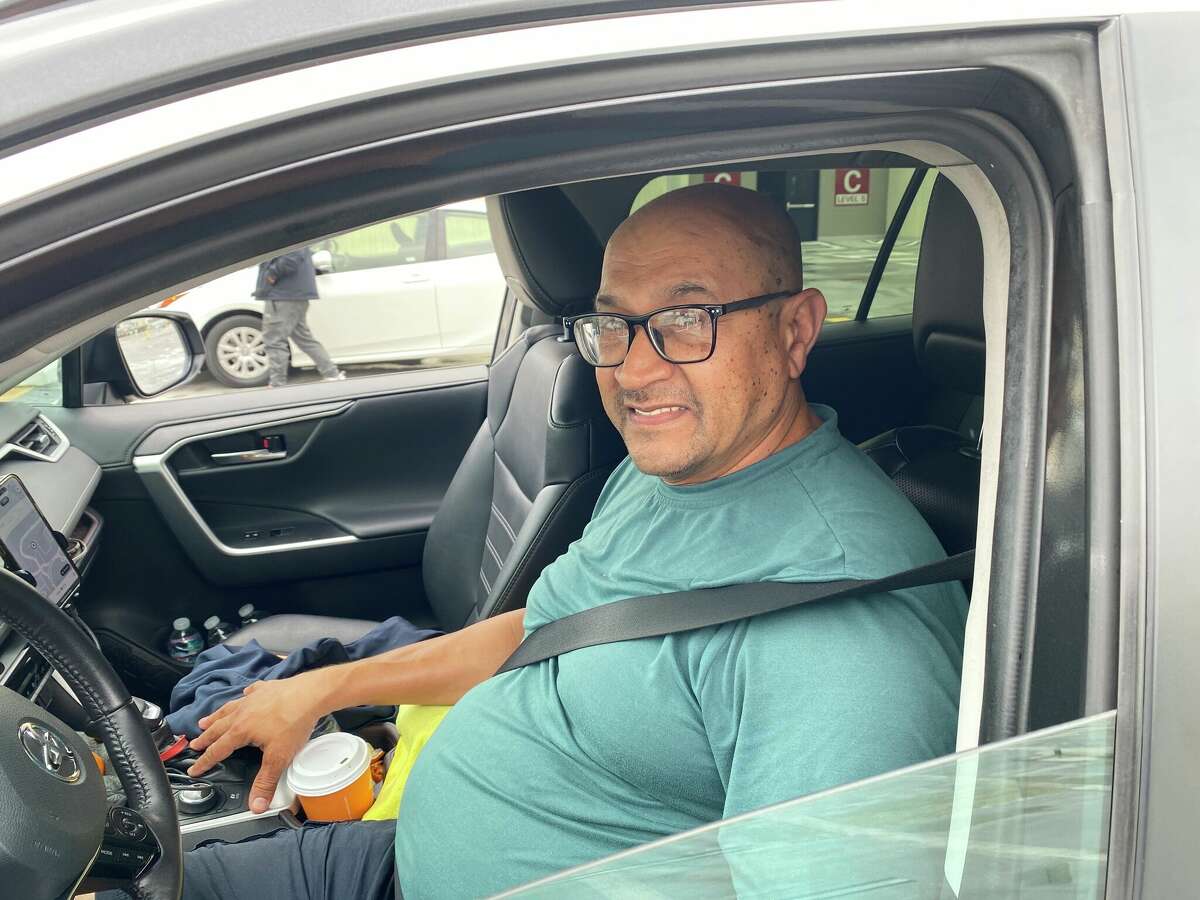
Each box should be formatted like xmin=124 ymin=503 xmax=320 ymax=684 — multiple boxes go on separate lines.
xmin=631 ymin=167 xmax=935 ymax=322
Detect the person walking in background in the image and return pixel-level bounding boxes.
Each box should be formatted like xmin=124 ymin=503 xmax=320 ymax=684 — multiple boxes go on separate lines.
xmin=255 ymin=248 xmax=344 ymax=387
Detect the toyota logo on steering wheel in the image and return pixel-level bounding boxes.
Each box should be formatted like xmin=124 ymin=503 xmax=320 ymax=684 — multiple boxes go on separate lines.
xmin=19 ymin=721 xmax=81 ymax=784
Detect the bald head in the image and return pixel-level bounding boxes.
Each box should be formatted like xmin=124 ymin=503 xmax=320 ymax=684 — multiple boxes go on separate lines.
xmin=611 ymin=183 xmax=804 ymax=296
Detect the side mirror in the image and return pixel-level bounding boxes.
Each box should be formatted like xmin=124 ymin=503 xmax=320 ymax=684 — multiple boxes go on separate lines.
xmin=311 ymin=249 xmax=333 ymax=275
xmin=85 ymin=311 xmax=205 ymax=399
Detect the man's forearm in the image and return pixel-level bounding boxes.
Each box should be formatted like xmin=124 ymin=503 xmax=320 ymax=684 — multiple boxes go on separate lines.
xmin=309 ymin=608 xmax=525 ymax=714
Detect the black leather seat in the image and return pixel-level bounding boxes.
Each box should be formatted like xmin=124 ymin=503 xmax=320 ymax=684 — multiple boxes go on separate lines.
xmin=860 ymin=175 xmax=985 ymax=558
xmin=234 ymin=189 xmax=623 ymax=653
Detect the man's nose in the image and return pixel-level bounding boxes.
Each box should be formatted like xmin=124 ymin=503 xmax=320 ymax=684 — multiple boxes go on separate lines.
xmin=614 ymin=325 xmax=673 ymax=389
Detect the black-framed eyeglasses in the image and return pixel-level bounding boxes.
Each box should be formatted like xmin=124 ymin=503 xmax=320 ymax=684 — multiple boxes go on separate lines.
xmin=561 ymin=290 xmax=798 ymax=367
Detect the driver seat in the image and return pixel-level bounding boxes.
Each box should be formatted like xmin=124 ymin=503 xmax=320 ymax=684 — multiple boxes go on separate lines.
xmin=231 ymin=189 xmax=623 ymax=653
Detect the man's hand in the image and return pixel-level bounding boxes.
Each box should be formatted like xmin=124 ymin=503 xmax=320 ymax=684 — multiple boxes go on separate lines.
xmin=182 ymin=610 xmax=524 ymax=812
xmin=187 ymin=672 xmax=328 ymax=813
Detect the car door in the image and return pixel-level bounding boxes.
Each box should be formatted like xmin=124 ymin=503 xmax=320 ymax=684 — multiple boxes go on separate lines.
xmin=305 ymin=212 xmax=440 ymax=364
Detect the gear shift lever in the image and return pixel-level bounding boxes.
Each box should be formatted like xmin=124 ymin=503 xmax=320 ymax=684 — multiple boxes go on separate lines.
xmin=132 ymin=696 xmax=188 ymax=761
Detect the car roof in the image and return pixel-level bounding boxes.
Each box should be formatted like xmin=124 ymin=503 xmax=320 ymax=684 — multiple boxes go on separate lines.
xmin=0 ymin=0 xmax=1147 ymax=216
xmin=0 ymin=0 xmax=1161 ymax=161
xmin=0 ymin=0 xmax=719 ymax=156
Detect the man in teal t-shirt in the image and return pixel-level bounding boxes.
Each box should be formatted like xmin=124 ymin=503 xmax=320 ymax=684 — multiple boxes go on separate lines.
xmin=181 ymin=184 xmax=967 ymax=900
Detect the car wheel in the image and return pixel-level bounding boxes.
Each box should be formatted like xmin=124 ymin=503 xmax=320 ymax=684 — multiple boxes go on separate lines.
xmin=205 ymin=314 xmax=270 ymax=387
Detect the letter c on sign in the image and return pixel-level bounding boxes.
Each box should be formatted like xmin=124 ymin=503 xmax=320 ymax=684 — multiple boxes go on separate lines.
xmin=703 ymin=171 xmax=741 ymax=186
xmin=843 ymin=170 xmax=863 ymax=193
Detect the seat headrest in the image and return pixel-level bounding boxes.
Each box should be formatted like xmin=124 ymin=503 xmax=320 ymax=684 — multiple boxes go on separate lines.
xmin=913 ymin=176 xmax=986 ymax=396
xmin=486 ymin=188 xmax=603 ymax=318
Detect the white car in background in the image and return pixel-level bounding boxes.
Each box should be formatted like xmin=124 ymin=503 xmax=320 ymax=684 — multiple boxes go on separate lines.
xmin=161 ymin=199 xmax=505 ymax=387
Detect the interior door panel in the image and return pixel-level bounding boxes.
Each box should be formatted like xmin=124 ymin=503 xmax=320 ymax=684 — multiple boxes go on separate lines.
xmin=804 ymin=316 xmax=926 ymax=444
xmin=54 ymin=363 xmax=485 ymax=466
xmin=132 ymin=383 xmax=485 ymax=584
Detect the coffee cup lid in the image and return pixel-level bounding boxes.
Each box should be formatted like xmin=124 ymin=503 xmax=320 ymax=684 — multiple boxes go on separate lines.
xmin=286 ymin=732 xmax=371 ymax=797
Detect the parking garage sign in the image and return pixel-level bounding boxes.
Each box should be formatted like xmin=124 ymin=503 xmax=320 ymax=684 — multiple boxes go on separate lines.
xmin=834 ymin=168 xmax=870 ymax=206
xmin=704 ymin=171 xmax=741 ymax=186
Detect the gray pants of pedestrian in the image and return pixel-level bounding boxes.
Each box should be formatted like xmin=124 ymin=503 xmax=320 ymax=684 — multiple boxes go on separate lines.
xmin=263 ymin=299 xmax=339 ymax=386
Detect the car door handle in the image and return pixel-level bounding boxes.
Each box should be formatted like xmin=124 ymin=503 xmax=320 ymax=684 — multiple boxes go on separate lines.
xmin=210 ymin=448 xmax=287 ymax=465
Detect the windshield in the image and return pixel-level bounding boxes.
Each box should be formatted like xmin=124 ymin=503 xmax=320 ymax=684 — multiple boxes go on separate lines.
xmin=0 ymin=360 xmax=62 ymax=406
xmin=499 ymin=713 xmax=1114 ymax=899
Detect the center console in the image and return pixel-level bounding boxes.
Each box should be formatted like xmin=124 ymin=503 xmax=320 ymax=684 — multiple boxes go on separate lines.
xmin=102 ymin=698 xmax=300 ymax=849
xmin=169 ymin=751 xmax=300 ymax=849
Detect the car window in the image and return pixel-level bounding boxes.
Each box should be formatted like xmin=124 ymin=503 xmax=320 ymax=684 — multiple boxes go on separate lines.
xmin=867 ymin=169 xmax=934 ymax=320
xmin=631 ymin=167 xmax=935 ymax=322
xmin=503 ymin=712 xmax=1115 ymax=899
xmin=320 ymin=212 xmax=431 ymax=272
xmin=444 ymin=210 xmax=495 ymax=260
xmin=0 ymin=360 xmax=63 ymax=406
xmin=115 ymin=201 xmax=504 ymax=402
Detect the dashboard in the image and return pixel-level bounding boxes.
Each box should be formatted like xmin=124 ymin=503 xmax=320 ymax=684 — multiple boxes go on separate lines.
xmin=0 ymin=402 xmax=103 ymax=700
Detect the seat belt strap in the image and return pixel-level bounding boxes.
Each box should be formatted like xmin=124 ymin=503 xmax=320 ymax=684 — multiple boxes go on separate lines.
xmin=496 ymin=549 xmax=975 ymax=675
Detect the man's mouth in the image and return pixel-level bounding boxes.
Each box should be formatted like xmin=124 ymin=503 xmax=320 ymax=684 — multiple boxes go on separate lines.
xmin=626 ymin=404 xmax=690 ymax=425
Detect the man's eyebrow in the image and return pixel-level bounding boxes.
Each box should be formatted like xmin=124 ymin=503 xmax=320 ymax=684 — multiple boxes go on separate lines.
xmin=593 ymin=293 xmax=626 ymax=312
xmin=593 ymin=283 xmax=713 ymax=311
xmin=670 ymin=282 xmax=714 ymax=298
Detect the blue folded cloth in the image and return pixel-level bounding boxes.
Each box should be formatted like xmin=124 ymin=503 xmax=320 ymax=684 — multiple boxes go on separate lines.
xmin=165 ymin=616 xmax=440 ymax=738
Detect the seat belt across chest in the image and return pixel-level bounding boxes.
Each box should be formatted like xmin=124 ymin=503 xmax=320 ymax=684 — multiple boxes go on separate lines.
xmin=496 ymin=550 xmax=974 ymax=674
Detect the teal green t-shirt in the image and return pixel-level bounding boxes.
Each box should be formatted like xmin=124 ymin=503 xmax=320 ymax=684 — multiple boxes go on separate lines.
xmin=395 ymin=406 xmax=967 ymax=898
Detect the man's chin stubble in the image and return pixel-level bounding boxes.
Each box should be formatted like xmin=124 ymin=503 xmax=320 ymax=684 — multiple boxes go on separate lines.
xmin=622 ymin=429 xmax=706 ymax=482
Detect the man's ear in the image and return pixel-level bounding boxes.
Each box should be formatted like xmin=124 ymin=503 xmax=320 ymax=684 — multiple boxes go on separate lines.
xmin=779 ymin=288 xmax=827 ymax=379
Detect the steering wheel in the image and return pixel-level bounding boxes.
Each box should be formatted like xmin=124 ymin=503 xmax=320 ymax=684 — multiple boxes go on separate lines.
xmin=0 ymin=567 xmax=181 ymax=899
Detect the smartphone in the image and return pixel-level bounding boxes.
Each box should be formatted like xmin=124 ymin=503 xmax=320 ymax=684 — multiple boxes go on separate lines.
xmin=0 ymin=474 xmax=79 ymax=606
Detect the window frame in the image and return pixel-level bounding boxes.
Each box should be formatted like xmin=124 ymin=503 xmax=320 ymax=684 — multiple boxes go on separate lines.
xmin=20 ymin=84 xmax=1061 ymax=735
xmin=34 ymin=110 xmax=1053 ymax=742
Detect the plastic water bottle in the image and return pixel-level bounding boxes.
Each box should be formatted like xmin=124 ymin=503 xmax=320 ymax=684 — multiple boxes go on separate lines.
xmin=167 ymin=618 xmax=204 ymax=666
xmin=237 ymin=603 xmax=264 ymax=628
xmin=203 ymin=615 xmax=236 ymax=647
